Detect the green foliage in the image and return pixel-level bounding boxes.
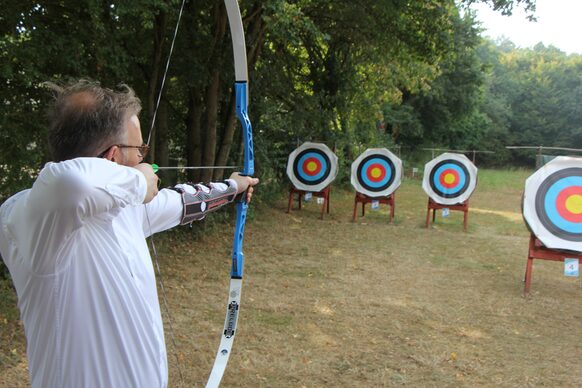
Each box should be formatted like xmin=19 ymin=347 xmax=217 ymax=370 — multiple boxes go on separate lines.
xmin=380 ymin=8 xmax=486 ymax=153
xmin=476 ymin=39 xmax=582 ymax=166
xmin=0 ymin=0 xmax=567 ymax=204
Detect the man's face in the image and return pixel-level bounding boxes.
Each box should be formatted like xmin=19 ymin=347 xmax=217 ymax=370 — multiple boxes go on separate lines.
xmin=115 ymin=114 xmax=145 ymax=167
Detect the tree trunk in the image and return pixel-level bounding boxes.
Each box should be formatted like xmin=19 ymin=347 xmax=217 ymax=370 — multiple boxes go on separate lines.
xmin=146 ymin=11 xmax=167 ymax=162
xmin=201 ymin=68 xmax=220 ymax=183
xmin=214 ymin=89 xmax=237 ymax=180
xmin=156 ymin=101 xmax=169 ymax=166
xmin=186 ymin=89 xmax=203 ymax=182
xmin=200 ymin=3 xmax=228 ymax=183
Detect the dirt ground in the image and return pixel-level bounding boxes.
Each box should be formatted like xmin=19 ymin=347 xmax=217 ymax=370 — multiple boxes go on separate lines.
xmin=3 ymin=169 xmax=582 ymax=387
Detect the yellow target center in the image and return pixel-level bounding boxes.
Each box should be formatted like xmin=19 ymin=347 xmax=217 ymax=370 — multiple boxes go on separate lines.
xmin=444 ymin=173 xmax=456 ymax=185
xmin=370 ymin=167 xmax=382 ymax=179
xmin=565 ymin=194 xmax=582 ymax=214
xmin=306 ymin=161 xmax=318 ymax=173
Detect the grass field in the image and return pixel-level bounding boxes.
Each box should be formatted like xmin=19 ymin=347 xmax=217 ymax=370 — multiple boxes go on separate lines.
xmin=3 ymin=168 xmax=582 ymax=387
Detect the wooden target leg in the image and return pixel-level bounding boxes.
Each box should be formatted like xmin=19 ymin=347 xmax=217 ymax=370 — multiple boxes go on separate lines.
xmin=390 ymin=198 xmax=395 ymax=222
xmin=524 ymin=257 xmax=533 ymax=295
xmin=432 ymin=208 xmax=436 ymax=223
xmin=327 ymin=189 xmax=330 ymax=214
xmin=352 ymin=195 xmax=358 ymax=221
xmin=287 ymin=188 xmax=293 ymax=213
xmin=298 ymin=192 xmax=302 ymax=210
xmin=425 ymin=202 xmax=431 ymax=228
xmin=320 ymin=196 xmax=326 ymax=220
xmin=524 ymin=234 xmax=536 ymax=295
xmin=464 ymin=209 xmax=468 ymax=232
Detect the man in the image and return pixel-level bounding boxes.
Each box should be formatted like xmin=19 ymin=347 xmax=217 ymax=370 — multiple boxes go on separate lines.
xmin=0 ymin=79 xmax=258 ymax=387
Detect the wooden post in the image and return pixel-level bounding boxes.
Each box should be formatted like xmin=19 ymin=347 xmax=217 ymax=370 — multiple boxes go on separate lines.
xmin=524 ymin=234 xmax=582 ymax=295
xmin=425 ymin=197 xmax=469 ymax=231
xmin=287 ymin=186 xmax=331 ymax=220
xmin=352 ymin=192 xmax=396 ymax=222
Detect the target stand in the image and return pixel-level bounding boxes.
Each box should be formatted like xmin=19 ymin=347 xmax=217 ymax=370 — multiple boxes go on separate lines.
xmin=524 ymin=233 xmax=582 ymax=295
xmin=285 ymin=142 xmax=337 ymax=220
xmin=286 ymin=185 xmax=331 ymax=220
xmin=422 ymin=153 xmax=477 ymax=232
xmin=352 ymin=192 xmax=395 ymax=222
xmin=350 ymin=148 xmax=402 ymax=223
xmin=425 ymin=198 xmax=469 ymax=231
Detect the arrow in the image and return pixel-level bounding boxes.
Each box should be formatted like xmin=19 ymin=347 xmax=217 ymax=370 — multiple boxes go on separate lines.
xmin=151 ymin=164 xmax=240 ymax=173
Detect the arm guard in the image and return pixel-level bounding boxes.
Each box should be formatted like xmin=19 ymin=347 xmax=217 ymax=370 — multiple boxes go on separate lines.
xmin=171 ymin=181 xmax=238 ymax=225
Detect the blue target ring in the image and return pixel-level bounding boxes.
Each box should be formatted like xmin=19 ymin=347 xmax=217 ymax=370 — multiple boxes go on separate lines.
xmin=536 ymin=168 xmax=582 ymax=241
xmin=293 ymin=149 xmax=331 ymax=186
xmin=429 ymin=160 xmax=470 ymax=199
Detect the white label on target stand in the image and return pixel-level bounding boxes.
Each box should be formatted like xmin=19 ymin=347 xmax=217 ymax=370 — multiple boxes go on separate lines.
xmin=442 ymin=208 xmax=450 ymax=218
xmin=304 ymin=192 xmax=312 ymax=201
xmin=371 ymin=200 xmax=379 ymax=210
xmin=317 ymin=197 xmax=324 ymax=205
xmin=564 ymin=258 xmax=579 ymax=277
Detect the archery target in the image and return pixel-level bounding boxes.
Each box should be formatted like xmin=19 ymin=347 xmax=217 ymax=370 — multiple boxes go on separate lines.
xmin=523 ymin=156 xmax=582 ymax=251
xmin=286 ymin=142 xmax=338 ymax=192
xmin=422 ymin=153 xmax=478 ymax=205
xmin=351 ymin=148 xmax=402 ymax=197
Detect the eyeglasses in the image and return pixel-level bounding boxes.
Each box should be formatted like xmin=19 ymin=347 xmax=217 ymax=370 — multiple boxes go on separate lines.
xmin=99 ymin=143 xmax=149 ymax=159
xmin=115 ymin=144 xmax=150 ymax=158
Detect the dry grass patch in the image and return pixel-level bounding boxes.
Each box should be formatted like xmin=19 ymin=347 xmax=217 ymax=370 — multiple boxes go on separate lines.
xmin=3 ymin=169 xmax=582 ymax=386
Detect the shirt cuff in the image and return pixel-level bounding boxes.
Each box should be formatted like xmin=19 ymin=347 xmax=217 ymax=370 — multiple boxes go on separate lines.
xmin=226 ymin=178 xmax=238 ymax=193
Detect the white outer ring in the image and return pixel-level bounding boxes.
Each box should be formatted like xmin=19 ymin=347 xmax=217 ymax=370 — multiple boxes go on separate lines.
xmin=350 ymin=148 xmax=402 ymax=197
xmin=523 ymin=156 xmax=582 ymax=252
xmin=286 ymin=142 xmax=338 ymax=192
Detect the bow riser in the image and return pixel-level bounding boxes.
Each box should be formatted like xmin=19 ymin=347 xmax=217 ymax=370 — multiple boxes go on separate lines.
xmin=231 ymin=201 xmax=247 ymax=278
xmin=231 ymin=81 xmax=253 ymax=278
xmin=235 ymin=82 xmax=254 ymax=177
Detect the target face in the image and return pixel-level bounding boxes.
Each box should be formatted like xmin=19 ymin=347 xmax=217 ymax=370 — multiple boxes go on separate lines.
xmin=524 ymin=157 xmax=582 ymax=251
xmin=351 ymin=148 xmax=402 ymax=197
xmin=422 ymin=153 xmax=477 ymax=205
xmin=286 ymin=142 xmax=338 ymax=192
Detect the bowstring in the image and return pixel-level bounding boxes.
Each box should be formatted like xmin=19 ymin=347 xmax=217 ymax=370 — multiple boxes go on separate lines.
xmin=145 ymin=0 xmax=187 ymax=385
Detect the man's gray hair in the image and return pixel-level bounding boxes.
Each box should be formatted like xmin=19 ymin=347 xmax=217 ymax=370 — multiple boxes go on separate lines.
xmin=46 ymin=79 xmax=142 ymax=162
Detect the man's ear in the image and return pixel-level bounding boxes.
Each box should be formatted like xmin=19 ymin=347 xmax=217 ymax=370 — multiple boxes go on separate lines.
xmin=102 ymin=146 xmax=118 ymax=162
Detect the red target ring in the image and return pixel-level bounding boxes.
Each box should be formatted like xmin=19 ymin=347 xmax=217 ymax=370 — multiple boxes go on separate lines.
xmin=439 ymin=168 xmax=460 ymax=189
xmin=302 ymin=157 xmax=322 ymax=176
xmin=366 ymin=163 xmax=387 ymax=183
xmin=556 ymin=186 xmax=582 ymax=223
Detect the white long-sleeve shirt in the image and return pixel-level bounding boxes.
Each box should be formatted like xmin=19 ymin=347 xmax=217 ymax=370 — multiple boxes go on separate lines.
xmin=0 ymin=157 xmax=234 ymax=388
